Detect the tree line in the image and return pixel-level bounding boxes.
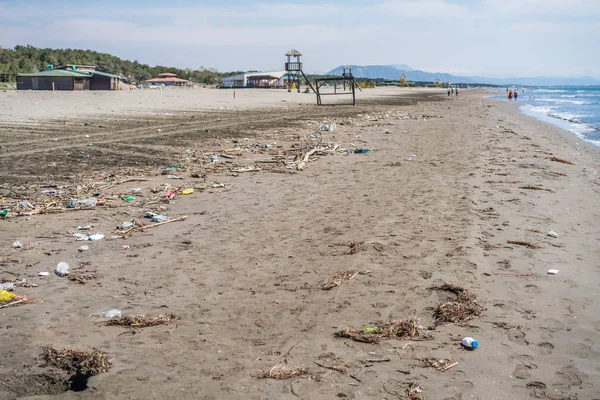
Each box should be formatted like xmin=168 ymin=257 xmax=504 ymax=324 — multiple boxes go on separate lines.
xmin=0 ymin=45 xmax=240 ymax=84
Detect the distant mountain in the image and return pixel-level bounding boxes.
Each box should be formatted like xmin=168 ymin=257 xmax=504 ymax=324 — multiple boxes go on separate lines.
xmin=325 ymin=64 xmax=600 ymax=86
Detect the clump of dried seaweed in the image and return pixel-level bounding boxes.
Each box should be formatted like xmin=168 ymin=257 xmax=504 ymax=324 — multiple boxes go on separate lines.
xmin=549 ymin=157 xmax=575 ymax=165
xmin=433 ymin=284 xmax=484 ymax=325
xmin=519 ymin=185 xmax=552 ymax=192
xmin=507 ymin=240 xmax=542 ymax=249
xmin=334 ymin=318 xmax=428 ymax=343
xmin=386 ymin=161 xmax=403 ymax=167
xmin=335 ymin=240 xmax=366 ymax=255
xmin=406 ymin=382 xmax=425 ymax=400
xmin=133 ymin=242 xmax=153 ymax=249
xmin=105 ymin=313 xmax=178 ymax=328
xmin=68 ymin=269 xmax=101 ymax=284
xmin=417 ymin=357 xmax=458 ymax=372
xmin=40 ymin=346 xmax=111 ymax=376
xmin=262 ymin=365 xmax=309 ymax=380
xmin=323 ymin=270 xmax=358 ymax=290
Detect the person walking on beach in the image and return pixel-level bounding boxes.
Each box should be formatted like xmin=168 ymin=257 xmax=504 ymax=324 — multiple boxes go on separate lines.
xmin=514 ymin=90 xmax=518 ymax=101
xmin=448 ymin=87 xmax=451 ymax=96
xmin=455 ymin=87 xmax=459 ymax=96
xmin=508 ymin=90 xmax=513 ymax=100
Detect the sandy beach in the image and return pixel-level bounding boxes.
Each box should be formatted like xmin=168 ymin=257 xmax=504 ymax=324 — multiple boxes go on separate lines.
xmin=1 ymin=87 xmax=599 ymax=400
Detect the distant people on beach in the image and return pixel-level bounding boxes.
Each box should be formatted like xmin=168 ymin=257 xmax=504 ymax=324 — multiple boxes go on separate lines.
xmin=448 ymin=87 xmax=451 ymax=96
xmin=508 ymin=90 xmax=513 ymax=100
xmin=451 ymin=87 xmax=455 ymax=95
xmin=455 ymin=87 xmax=459 ymax=96
xmin=514 ymin=90 xmax=518 ymax=101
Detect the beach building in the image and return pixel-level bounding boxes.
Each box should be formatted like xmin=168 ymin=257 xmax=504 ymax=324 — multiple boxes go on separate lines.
xmin=16 ymin=64 xmax=124 ymax=90
xmin=143 ymin=72 xmax=192 ymax=87
xmin=222 ymin=71 xmax=287 ymax=88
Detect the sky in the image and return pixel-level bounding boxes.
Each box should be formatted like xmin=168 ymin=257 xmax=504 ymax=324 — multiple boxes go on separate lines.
xmin=1 ymin=0 xmax=599 ymax=78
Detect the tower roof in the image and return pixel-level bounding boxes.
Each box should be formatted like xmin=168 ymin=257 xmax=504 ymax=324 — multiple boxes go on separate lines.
xmin=285 ymin=49 xmax=302 ymax=57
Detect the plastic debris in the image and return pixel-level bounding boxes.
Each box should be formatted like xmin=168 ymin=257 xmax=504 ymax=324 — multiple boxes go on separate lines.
xmin=0 ymin=289 xmax=17 ymax=302
xmin=211 ymin=183 xmax=225 ymax=188
xmin=101 ymin=309 xmax=122 ymax=318
xmin=547 ymin=269 xmax=559 ymax=275
xmin=87 ymin=234 xmax=105 ymax=241
xmin=67 ymin=198 xmax=98 ymax=208
xmin=39 ymin=272 xmax=50 ymax=276
xmin=0 ymin=209 xmax=8 ymax=217
xmin=77 ymin=225 xmax=92 ymax=230
xmin=151 ymin=215 xmax=167 ymax=222
xmin=0 ymin=282 xmax=15 ymax=291
xmin=78 ymin=245 xmax=90 ymax=252
xmin=12 ymin=241 xmax=23 ymax=248
xmin=16 ymin=201 xmax=34 ymax=209
xmin=122 ymin=195 xmax=135 ymax=202
xmin=461 ymin=337 xmax=479 ymax=349
xmin=547 ymin=230 xmax=558 ymax=238
xmin=55 ymin=262 xmax=70 ymax=277
xmin=182 ymin=188 xmax=194 ymax=195
xmin=131 ymin=188 xmax=142 ymax=194
xmin=117 ymin=222 xmax=134 ymax=230
xmin=166 ymin=175 xmax=183 ymax=179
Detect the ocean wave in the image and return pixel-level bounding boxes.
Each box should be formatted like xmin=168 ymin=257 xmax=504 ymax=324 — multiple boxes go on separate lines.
xmin=528 ymin=106 xmax=554 ymax=114
xmin=537 ymin=98 xmax=590 ymax=105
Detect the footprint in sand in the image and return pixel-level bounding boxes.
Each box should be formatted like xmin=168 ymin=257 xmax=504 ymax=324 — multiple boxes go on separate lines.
xmin=508 ymin=330 xmax=529 ymax=346
xmin=513 ymin=364 xmax=532 ymax=380
xmin=524 ymin=284 xmax=541 ymax=295
xmin=518 ymin=354 xmax=538 ymax=369
xmin=553 ymin=364 xmax=592 ymax=391
xmin=526 ymin=381 xmax=547 ymax=398
xmin=535 ymin=342 xmax=554 ymax=355
xmin=540 ymin=318 xmax=566 ymax=333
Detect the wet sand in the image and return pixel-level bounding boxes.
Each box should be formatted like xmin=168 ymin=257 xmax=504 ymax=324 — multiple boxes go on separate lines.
xmin=0 ymin=88 xmax=599 ymax=399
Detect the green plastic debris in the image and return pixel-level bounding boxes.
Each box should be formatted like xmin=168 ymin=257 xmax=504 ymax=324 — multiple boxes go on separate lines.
xmin=362 ymin=327 xmax=382 ymax=334
xmin=172 ymin=164 xmax=183 ymax=169
xmin=123 ymin=195 xmax=135 ymax=202
xmin=0 ymin=209 xmax=7 ymax=217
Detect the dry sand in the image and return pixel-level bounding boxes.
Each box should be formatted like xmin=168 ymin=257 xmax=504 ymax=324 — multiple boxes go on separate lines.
xmin=0 ymin=87 xmax=599 ymax=400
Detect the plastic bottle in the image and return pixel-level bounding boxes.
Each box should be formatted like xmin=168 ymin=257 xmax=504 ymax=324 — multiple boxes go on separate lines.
xmin=151 ymin=215 xmax=167 ymax=222
xmin=87 ymin=234 xmax=105 ymax=241
xmin=55 ymin=262 xmax=70 ymax=277
xmin=116 ymin=222 xmax=134 ymax=230
xmin=78 ymin=245 xmax=90 ymax=252
xmin=131 ymin=188 xmax=142 ymax=194
xmin=101 ymin=309 xmax=122 ymax=318
xmin=461 ymin=337 xmax=479 ymax=349
xmin=0 ymin=209 xmax=8 ymax=217
xmin=12 ymin=241 xmax=23 ymax=248
xmin=77 ymin=225 xmax=92 ymax=230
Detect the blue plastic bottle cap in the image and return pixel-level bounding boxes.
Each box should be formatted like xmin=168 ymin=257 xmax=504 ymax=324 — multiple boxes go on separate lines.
xmin=471 ymin=340 xmax=479 ymax=348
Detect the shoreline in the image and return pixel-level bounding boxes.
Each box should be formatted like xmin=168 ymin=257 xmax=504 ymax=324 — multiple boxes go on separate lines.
xmin=1 ymin=89 xmax=599 ymax=399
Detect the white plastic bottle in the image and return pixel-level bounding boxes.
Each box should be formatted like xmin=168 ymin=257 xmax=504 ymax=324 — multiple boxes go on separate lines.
xmin=461 ymin=337 xmax=479 ymax=349
xmin=55 ymin=262 xmax=70 ymax=277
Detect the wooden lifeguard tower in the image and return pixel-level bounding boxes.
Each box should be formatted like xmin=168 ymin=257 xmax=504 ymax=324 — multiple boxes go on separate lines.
xmin=284 ymin=49 xmax=315 ymax=93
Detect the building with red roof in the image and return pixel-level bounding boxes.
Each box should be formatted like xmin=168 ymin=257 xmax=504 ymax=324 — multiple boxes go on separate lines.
xmin=144 ymin=72 xmax=192 ymax=87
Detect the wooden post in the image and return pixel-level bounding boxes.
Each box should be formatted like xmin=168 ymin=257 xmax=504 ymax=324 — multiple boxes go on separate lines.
xmin=233 ymin=90 xmax=236 ymax=99
xmin=352 ymin=78 xmax=356 ymax=107
xmin=52 ymin=82 xmax=55 ymax=91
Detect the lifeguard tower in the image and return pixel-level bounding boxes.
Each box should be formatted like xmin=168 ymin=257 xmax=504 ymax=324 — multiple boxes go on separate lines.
xmin=284 ymin=49 xmax=315 ymax=93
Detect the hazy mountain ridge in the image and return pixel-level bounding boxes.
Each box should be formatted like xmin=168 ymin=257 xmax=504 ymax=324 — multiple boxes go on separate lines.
xmin=326 ymin=65 xmax=600 ymax=86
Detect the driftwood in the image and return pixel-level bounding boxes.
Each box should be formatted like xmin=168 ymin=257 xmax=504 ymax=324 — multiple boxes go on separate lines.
xmin=297 ymin=148 xmax=320 ymax=171
xmin=231 ymin=166 xmax=262 ymax=173
xmin=119 ymin=216 xmax=188 ymax=235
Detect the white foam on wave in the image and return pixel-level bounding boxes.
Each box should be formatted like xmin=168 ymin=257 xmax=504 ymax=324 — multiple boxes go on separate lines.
xmin=537 ymin=98 xmax=589 ymax=105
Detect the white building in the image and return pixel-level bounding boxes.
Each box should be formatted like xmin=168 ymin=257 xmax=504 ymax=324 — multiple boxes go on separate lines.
xmin=222 ymin=71 xmax=287 ymax=88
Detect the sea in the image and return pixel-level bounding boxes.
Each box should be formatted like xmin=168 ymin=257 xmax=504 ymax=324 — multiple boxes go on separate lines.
xmin=494 ymin=87 xmax=600 ymax=148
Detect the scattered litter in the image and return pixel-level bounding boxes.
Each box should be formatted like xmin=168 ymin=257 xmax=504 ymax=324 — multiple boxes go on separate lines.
xmin=352 ymin=148 xmax=369 ymax=154
xmin=547 ymin=230 xmax=558 ymax=238
xmin=211 ymin=183 xmax=225 ymax=188
xmin=55 ymin=262 xmax=70 ymax=277
xmin=87 ymin=234 xmax=105 ymax=241
xmin=17 ymin=201 xmax=34 ymax=209
xmin=101 ymin=309 xmax=122 ymax=318
xmin=0 ymin=289 xmax=17 ymax=302
xmin=0 ymin=209 xmax=8 ymax=217
xmin=182 ymin=188 xmax=194 ymax=195
xmin=418 ymin=357 xmax=458 ymax=371
xmin=67 ymin=198 xmax=98 ymax=208
xmin=105 ymin=313 xmax=178 ymax=327
xmin=122 ymin=195 xmax=135 ymax=202
xmin=12 ymin=241 xmax=23 ymax=248
xmin=0 ymin=282 xmax=15 ymax=291
xmin=131 ymin=188 xmax=142 ymax=194
xmin=547 ymin=269 xmax=559 ymax=275
xmin=78 ymin=245 xmax=90 ymax=252
xmin=69 ymin=269 xmax=100 ymax=284
xmin=38 ymin=272 xmax=50 ymax=276
xmin=77 ymin=225 xmax=92 ymax=230
xmin=166 ymin=175 xmax=183 ymax=179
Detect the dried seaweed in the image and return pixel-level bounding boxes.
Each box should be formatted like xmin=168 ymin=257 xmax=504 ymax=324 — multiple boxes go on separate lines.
xmin=417 ymin=357 xmax=457 ymax=372
xmin=433 ymin=284 xmax=484 ymax=325
xmin=68 ymin=269 xmax=101 ymax=284
xmin=323 ymin=270 xmax=358 ymax=290
xmin=406 ymin=382 xmax=425 ymax=400
xmin=334 ymin=318 xmax=428 ymax=343
xmin=507 ymin=240 xmax=542 ymax=249
xmin=486 ymin=180 xmax=521 ymax=184
xmin=335 ymin=240 xmax=366 ymax=255
xmin=519 ymin=185 xmax=552 ymax=192
xmin=105 ymin=313 xmax=178 ymax=328
xmin=262 ymin=365 xmax=309 ymax=380
xmin=40 ymin=346 xmax=111 ymax=376
xmin=549 ymin=157 xmax=575 ymax=165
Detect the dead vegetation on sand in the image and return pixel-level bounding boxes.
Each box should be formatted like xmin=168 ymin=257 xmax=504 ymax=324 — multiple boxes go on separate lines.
xmin=68 ymin=269 xmax=101 ymax=285
xmin=519 ymin=184 xmax=553 ymax=192
xmin=334 ymin=318 xmax=429 ymax=343
xmin=262 ymin=365 xmax=309 ymax=380
xmin=335 ymin=240 xmax=366 ymax=255
xmin=417 ymin=357 xmax=458 ymax=372
xmin=322 ymin=270 xmax=358 ymax=290
xmin=432 ymin=284 xmax=484 ymax=325
xmin=549 ymin=157 xmax=575 ymax=165
xmin=507 ymin=240 xmax=542 ymax=249
xmin=105 ymin=313 xmax=178 ymax=328
xmin=486 ymin=180 xmax=521 ymax=184
xmin=40 ymin=346 xmax=111 ymax=376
